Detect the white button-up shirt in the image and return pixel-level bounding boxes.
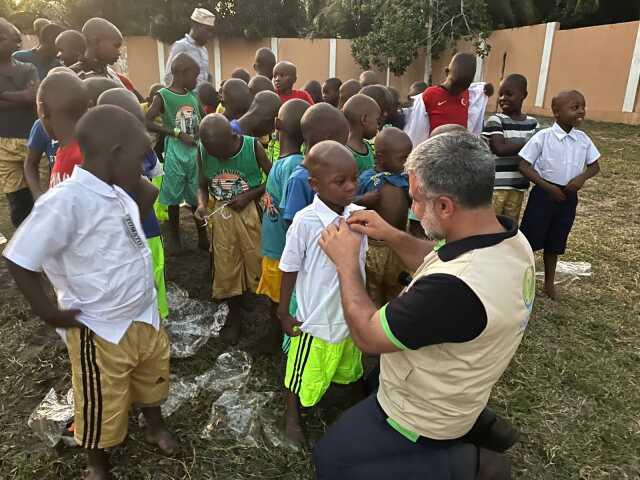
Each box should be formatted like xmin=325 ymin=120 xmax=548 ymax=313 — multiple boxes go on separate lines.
xmin=164 ymin=34 xmax=211 ymax=86
xmin=279 ymin=196 xmax=367 ymax=344
xmin=519 ymin=122 xmax=601 ymax=186
xmin=3 ymin=167 xmax=159 ymax=344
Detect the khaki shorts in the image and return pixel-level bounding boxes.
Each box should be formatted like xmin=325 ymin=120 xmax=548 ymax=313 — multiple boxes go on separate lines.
xmin=0 ymin=138 xmax=27 ymax=194
xmin=67 ymin=323 xmax=170 ymax=450
xmin=492 ymin=189 xmax=525 ymax=223
xmin=366 ymin=240 xmax=407 ymax=308
xmin=209 ymin=198 xmax=262 ymax=300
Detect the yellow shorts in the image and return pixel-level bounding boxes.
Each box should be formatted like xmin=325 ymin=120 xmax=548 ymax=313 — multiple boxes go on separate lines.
xmin=67 ymin=323 xmax=170 ymax=450
xmin=209 ymin=198 xmax=262 ymax=300
xmin=492 ymin=190 xmax=525 ymax=223
xmin=0 ymin=138 xmax=28 ymax=194
xmin=256 ymin=256 xmax=282 ymax=303
xmin=365 ymin=240 xmax=407 ymax=308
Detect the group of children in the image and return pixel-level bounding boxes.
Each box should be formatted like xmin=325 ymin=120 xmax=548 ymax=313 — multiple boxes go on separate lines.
xmin=0 ymin=14 xmax=601 ymax=478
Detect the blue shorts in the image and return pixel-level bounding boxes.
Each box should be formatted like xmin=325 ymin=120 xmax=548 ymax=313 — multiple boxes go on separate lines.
xmin=520 ymin=184 xmax=577 ymax=255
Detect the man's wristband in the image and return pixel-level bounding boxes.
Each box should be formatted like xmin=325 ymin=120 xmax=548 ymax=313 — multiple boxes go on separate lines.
xmin=173 ymin=127 xmax=181 ymax=138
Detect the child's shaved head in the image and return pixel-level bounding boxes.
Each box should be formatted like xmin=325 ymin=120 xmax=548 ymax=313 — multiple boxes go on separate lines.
xmin=196 ymin=82 xmax=218 ymax=107
xmin=37 ymin=72 xmax=90 ymax=139
xmin=33 ymin=18 xmax=51 ymax=37
xmin=430 ymin=123 xmax=467 ymax=138
xmin=199 ymin=113 xmax=242 ymax=159
xmin=338 ymin=79 xmax=361 ymax=109
xmin=551 ymin=90 xmax=585 ymax=111
xmin=277 ymin=98 xmax=310 ymax=147
xmin=84 ymin=77 xmax=121 ymax=106
xmin=273 ymin=61 xmax=297 ymax=95
xmin=248 ymin=75 xmax=275 ymax=96
xmin=360 ymin=85 xmax=391 ymax=121
xmin=447 ymin=53 xmax=477 ymax=91
xmin=55 ymin=29 xmax=86 ymax=67
xmin=254 ymin=47 xmax=276 ymax=78
xmin=82 ymin=17 xmax=122 ymax=42
xmin=97 ymin=88 xmax=145 ymax=123
xmin=375 ymin=127 xmax=412 ymax=173
xmin=303 ymin=80 xmax=323 ymax=104
xmin=502 ymin=74 xmax=527 ymax=94
xmin=301 ymin=103 xmax=349 ymax=150
xmin=221 ymin=78 xmax=251 ymax=119
xmin=359 ymin=70 xmax=379 ymax=87
xmin=343 ymin=94 xmax=380 ymax=125
xmin=307 ymin=140 xmax=358 ymax=208
xmin=240 ymin=90 xmax=281 ymax=137
xmin=76 ymin=105 xmax=150 ymax=191
xmin=82 ymin=17 xmax=122 ymax=65
xmin=171 ymin=52 xmax=198 ymax=74
xmin=231 ymin=67 xmax=251 ymax=84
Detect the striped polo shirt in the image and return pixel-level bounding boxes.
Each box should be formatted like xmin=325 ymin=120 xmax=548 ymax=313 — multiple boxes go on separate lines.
xmin=483 ymin=113 xmax=538 ymax=191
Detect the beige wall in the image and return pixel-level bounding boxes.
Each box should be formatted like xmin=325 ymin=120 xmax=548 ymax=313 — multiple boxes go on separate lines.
xmin=122 ymin=36 xmax=160 ymax=98
xmin=278 ymin=38 xmax=331 ymax=88
xmin=218 ymin=38 xmax=269 ymax=82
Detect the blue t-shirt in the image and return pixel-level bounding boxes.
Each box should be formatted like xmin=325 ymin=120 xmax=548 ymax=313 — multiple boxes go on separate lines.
xmin=27 ymin=119 xmax=58 ymax=168
xmin=358 ymin=169 xmax=409 ymax=195
xmin=282 ymin=163 xmax=314 ymax=222
xmin=261 ymin=153 xmax=304 ymax=259
xmin=139 ymin=150 xmax=162 ymax=238
xmin=230 ymin=119 xmax=242 ymax=135
xmin=12 ymin=49 xmax=61 ymax=79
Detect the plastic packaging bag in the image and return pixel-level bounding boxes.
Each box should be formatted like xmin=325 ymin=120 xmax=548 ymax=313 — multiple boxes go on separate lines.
xmin=201 ymin=390 xmax=277 ymax=448
xmin=165 ymin=283 xmax=229 ymax=358
xmin=537 ymin=261 xmax=592 ymax=285
xmin=145 ymin=351 xmax=252 ymax=421
xmin=28 ymin=388 xmax=74 ymax=447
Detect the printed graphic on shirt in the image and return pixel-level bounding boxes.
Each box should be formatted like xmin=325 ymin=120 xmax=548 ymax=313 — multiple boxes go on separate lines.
xmin=208 ymin=170 xmax=249 ymax=201
xmin=263 ymin=192 xmax=278 ymax=218
xmin=175 ymin=105 xmax=198 ymax=135
xmin=522 ymin=265 xmax=535 ymax=311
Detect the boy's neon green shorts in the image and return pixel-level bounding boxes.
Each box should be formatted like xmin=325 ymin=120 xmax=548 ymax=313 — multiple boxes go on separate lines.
xmin=147 ymin=236 xmax=169 ymax=318
xmin=152 ymin=176 xmax=168 ymax=222
xmin=284 ymin=332 xmax=363 ymax=407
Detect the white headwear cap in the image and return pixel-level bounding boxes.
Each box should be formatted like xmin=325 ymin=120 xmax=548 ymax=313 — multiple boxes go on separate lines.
xmin=191 ymin=8 xmax=216 ymax=27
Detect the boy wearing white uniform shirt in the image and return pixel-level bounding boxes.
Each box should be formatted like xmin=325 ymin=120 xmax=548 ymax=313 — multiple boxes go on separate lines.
xmin=519 ymin=90 xmax=600 ymax=299
xmin=278 ymin=140 xmax=367 ymax=448
xmin=3 ymin=106 xmax=176 ymax=480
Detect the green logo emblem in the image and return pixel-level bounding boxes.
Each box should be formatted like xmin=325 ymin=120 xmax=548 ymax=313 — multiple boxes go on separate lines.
xmin=522 ymin=265 xmax=535 ymax=309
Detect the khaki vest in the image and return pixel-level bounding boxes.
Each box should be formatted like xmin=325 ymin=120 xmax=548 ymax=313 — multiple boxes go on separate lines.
xmin=377 ymin=231 xmax=535 ymax=440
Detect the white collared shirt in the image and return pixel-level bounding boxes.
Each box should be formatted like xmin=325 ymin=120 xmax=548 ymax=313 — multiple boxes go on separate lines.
xmin=279 ymin=196 xmax=367 ymax=344
xmin=164 ymin=34 xmax=211 ymax=86
xmin=519 ymin=122 xmax=600 ymax=186
xmin=3 ymin=167 xmax=159 ymax=344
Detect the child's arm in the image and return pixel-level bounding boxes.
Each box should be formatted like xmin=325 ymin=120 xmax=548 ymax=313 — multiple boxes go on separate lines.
xmin=354 ymin=191 xmax=381 ymax=209
xmin=488 ymin=134 xmax=527 ymax=156
xmin=132 ymin=176 xmax=159 ymax=219
xmin=0 ymin=79 xmax=38 ymax=106
xmin=519 ymin=160 xmax=566 ymax=203
xmin=195 ymin=149 xmax=210 ymax=221
xmin=277 ymin=271 xmax=302 ymax=336
xmin=227 ymin=141 xmax=271 ymax=212
xmin=565 ymin=161 xmax=600 ymax=193
xmin=5 ymin=259 xmax=81 ymax=329
xmin=24 ymin=147 xmax=44 ymax=200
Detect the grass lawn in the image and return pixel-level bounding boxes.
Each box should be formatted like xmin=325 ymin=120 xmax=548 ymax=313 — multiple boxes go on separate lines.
xmin=0 ymin=119 xmax=638 ymax=479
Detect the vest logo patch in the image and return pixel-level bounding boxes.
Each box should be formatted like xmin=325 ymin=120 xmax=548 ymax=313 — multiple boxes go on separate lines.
xmin=522 ymin=265 xmax=535 ymax=310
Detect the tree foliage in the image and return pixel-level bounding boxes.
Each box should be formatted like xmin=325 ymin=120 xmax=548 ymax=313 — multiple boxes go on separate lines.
xmin=349 ymin=0 xmax=491 ymax=76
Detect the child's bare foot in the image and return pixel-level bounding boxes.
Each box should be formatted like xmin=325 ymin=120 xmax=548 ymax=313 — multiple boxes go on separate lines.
xmin=84 ymin=467 xmax=111 ymax=480
xmin=284 ymin=411 xmax=307 ymax=450
xmin=544 ymin=282 xmax=557 ymax=300
xmin=145 ymin=426 xmax=178 ymax=456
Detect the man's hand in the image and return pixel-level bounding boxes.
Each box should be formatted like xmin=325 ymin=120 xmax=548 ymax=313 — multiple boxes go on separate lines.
xmin=227 ymin=192 xmax=252 ymax=212
xmin=347 ymin=210 xmax=395 ymax=241
xmin=178 ymin=133 xmax=196 ymax=146
xmin=194 ymin=203 xmax=208 ymax=221
xmin=319 ymin=218 xmax=362 ymax=268
xmin=547 ymin=184 xmax=567 ymax=203
xmin=564 ymin=177 xmax=585 ymax=193
xmin=42 ymin=309 xmax=82 ymax=329
xmin=277 ymin=309 xmax=302 ymax=337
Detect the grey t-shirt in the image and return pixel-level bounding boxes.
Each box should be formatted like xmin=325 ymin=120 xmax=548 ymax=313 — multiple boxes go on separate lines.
xmin=0 ymin=59 xmax=38 ymax=139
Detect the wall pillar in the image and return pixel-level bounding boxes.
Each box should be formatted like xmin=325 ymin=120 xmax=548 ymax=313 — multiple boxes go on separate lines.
xmin=329 ymin=38 xmax=337 ymax=78
xmin=535 ymin=22 xmax=559 ymax=108
xmin=213 ymin=37 xmax=222 ymax=89
xmin=271 ymin=37 xmax=279 ymax=61
xmin=156 ymin=40 xmax=166 ymax=83
xmin=623 ymin=23 xmax=640 ymax=113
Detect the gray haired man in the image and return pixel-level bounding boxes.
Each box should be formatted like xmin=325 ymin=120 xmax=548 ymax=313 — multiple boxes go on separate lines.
xmin=314 ymin=132 xmax=535 ymax=479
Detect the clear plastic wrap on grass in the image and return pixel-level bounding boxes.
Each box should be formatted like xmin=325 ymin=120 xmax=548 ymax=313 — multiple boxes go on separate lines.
xmin=165 ymin=283 xmax=229 ymax=358
xmin=201 ymin=390 xmax=278 ymax=448
xmin=28 ymin=388 xmax=74 ymax=447
xmin=537 ymin=261 xmax=592 ymax=284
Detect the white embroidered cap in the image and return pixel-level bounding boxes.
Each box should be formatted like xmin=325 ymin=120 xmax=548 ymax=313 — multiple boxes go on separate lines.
xmin=191 ymin=8 xmax=216 ymax=27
